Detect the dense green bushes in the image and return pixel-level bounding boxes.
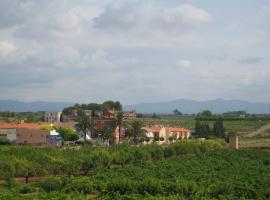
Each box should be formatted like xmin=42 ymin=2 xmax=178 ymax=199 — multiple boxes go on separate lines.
xmin=0 ymin=140 xmax=225 ymax=179
xmin=0 ymin=141 xmax=269 ymax=199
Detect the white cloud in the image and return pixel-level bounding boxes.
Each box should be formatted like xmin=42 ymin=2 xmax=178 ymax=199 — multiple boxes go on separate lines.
xmin=159 ymin=4 xmax=210 ymax=33
xmin=0 ymin=41 xmax=16 ymax=57
xmin=177 ymin=60 xmax=192 ymax=68
xmin=0 ymin=0 xmax=270 ymax=103
xmin=93 ymin=2 xmax=210 ymax=35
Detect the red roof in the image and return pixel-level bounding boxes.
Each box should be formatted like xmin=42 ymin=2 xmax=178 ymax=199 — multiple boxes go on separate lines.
xmin=168 ymin=127 xmax=190 ymax=132
xmin=0 ymin=122 xmax=50 ymax=129
xmin=143 ymin=126 xmax=163 ymax=133
xmin=143 ymin=126 xmax=190 ymax=133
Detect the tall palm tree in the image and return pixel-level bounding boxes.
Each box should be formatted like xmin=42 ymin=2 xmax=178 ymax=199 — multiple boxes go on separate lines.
xmin=115 ymin=111 xmax=124 ymax=142
xmin=75 ymin=110 xmax=93 ymax=141
xmin=127 ymin=120 xmax=146 ymax=144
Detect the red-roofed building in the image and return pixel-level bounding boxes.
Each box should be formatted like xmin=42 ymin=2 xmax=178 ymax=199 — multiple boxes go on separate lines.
xmin=0 ymin=122 xmax=62 ymax=145
xmin=143 ymin=126 xmax=191 ymax=144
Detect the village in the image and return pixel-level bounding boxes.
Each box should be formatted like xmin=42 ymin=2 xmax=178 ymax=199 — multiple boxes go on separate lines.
xmin=0 ymin=106 xmax=192 ymax=147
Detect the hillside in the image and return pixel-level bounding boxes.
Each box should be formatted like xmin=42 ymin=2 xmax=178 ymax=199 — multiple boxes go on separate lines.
xmin=124 ymin=99 xmax=270 ymax=114
xmin=0 ymin=100 xmax=74 ymax=112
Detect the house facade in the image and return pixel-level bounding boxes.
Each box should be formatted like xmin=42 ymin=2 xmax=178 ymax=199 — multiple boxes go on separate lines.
xmin=0 ymin=128 xmax=16 ymax=142
xmin=16 ymin=129 xmax=50 ymax=145
xmin=0 ymin=122 xmax=62 ymax=145
xmin=143 ymin=126 xmax=191 ymax=144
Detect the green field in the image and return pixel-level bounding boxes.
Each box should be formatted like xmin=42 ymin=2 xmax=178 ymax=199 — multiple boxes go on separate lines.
xmin=140 ymin=117 xmax=270 ymax=134
xmin=0 ymin=141 xmax=269 ymax=199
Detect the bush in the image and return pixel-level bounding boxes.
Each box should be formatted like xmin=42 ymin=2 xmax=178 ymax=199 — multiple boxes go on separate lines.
xmin=137 ymin=179 xmax=163 ymax=195
xmin=107 ymin=179 xmax=136 ymax=195
xmin=146 ymin=144 xmax=164 ymax=160
xmin=64 ymin=177 xmax=95 ymax=194
xmin=0 ymin=189 xmax=20 ymax=200
xmin=0 ymin=138 xmax=11 ymax=145
xmin=164 ymin=146 xmax=176 ymax=158
xmin=19 ymin=185 xmax=38 ymax=194
xmin=38 ymin=177 xmax=64 ymax=192
xmin=132 ymin=149 xmax=151 ymax=163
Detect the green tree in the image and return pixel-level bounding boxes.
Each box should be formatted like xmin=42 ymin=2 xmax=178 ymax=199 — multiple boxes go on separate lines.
xmin=56 ymin=126 xmax=78 ymax=141
xmin=97 ymin=125 xmax=115 ymax=144
xmin=115 ymin=111 xmax=124 ymax=142
xmin=195 ymin=120 xmax=212 ymax=138
xmin=126 ymin=120 xmax=146 ymax=144
xmin=41 ymin=124 xmax=55 ymax=131
xmin=198 ymin=110 xmax=212 ymax=118
xmin=75 ymin=110 xmax=93 ymax=141
xmin=213 ymin=117 xmax=225 ymax=138
xmin=0 ymin=161 xmax=15 ymax=188
xmin=173 ymin=109 xmax=182 ymax=115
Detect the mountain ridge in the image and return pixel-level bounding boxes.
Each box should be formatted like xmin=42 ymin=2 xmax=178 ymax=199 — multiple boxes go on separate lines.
xmin=124 ymin=98 xmax=270 ymax=114
xmin=0 ymin=99 xmax=270 ymax=114
xmin=0 ymin=100 xmax=74 ymax=112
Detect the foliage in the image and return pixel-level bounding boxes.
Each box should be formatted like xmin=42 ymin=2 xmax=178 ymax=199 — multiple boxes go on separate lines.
xmin=41 ymin=124 xmax=55 ymax=131
xmin=62 ymin=100 xmax=122 ymax=116
xmin=96 ymin=125 xmax=115 ymax=143
xmin=75 ymin=110 xmax=94 ymax=141
xmin=0 ymin=141 xmax=269 ymax=199
xmin=0 ymin=138 xmax=11 ymax=145
xmin=56 ymin=126 xmax=78 ymax=141
xmin=173 ymin=109 xmax=182 ymax=115
xmin=125 ymin=120 xmax=146 ymax=144
xmin=195 ymin=120 xmax=212 ymax=138
xmin=213 ymin=117 xmax=225 ymax=138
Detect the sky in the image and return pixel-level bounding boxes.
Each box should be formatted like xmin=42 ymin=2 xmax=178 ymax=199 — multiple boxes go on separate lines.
xmin=0 ymin=0 xmax=269 ymax=104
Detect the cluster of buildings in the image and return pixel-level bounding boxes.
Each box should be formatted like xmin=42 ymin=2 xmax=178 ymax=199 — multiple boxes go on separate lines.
xmin=0 ymin=110 xmax=192 ymax=146
xmin=0 ymin=122 xmax=62 ymax=146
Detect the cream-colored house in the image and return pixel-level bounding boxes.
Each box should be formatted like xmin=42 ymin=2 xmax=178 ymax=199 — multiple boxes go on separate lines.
xmin=143 ymin=126 xmax=191 ymax=144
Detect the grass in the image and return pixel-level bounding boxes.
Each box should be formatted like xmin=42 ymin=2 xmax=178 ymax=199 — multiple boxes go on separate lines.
xmin=140 ymin=117 xmax=270 ymax=133
xmin=239 ymin=137 xmax=270 ymax=149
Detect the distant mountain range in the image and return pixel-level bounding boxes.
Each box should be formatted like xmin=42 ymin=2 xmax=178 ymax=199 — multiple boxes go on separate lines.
xmin=0 ymin=100 xmax=74 ymax=112
xmin=0 ymin=99 xmax=270 ymax=114
xmin=124 ymin=99 xmax=270 ymax=114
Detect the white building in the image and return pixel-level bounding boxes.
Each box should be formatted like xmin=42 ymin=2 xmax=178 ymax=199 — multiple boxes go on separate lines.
xmin=45 ymin=112 xmax=62 ymax=123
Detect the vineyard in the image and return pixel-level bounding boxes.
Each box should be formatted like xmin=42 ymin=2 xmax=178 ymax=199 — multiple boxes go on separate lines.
xmin=140 ymin=117 xmax=270 ymax=133
xmin=0 ymin=141 xmax=269 ymax=199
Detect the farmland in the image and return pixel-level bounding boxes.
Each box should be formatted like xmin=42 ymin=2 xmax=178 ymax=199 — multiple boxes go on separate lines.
xmin=0 ymin=141 xmax=270 ymax=199
xmin=140 ymin=116 xmax=270 ymax=133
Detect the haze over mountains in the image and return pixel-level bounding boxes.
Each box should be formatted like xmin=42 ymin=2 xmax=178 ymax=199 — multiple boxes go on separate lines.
xmin=0 ymin=100 xmax=73 ymax=112
xmin=0 ymin=99 xmax=270 ymax=114
xmin=124 ymin=99 xmax=270 ymax=114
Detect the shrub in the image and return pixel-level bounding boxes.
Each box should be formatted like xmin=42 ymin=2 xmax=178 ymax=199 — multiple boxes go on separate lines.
xmin=0 ymin=139 xmax=11 ymax=145
xmin=107 ymin=179 xmax=136 ymax=195
xmin=38 ymin=177 xmax=64 ymax=192
xmin=137 ymin=179 xmax=163 ymax=195
xmin=132 ymin=149 xmax=151 ymax=163
xmin=19 ymin=185 xmax=38 ymax=194
xmin=64 ymin=177 xmax=94 ymax=194
xmin=146 ymin=144 xmax=164 ymax=160
xmin=164 ymin=146 xmax=176 ymax=158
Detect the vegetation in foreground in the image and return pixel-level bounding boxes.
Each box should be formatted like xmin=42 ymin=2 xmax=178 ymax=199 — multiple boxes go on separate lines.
xmin=0 ymin=140 xmax=269 ymax=200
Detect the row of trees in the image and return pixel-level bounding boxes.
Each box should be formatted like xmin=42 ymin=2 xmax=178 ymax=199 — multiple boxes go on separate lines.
xmin=195 ymin=117 xmax=225 ymax=138
xmin=62 ymin=101 xmax=122 ymax=116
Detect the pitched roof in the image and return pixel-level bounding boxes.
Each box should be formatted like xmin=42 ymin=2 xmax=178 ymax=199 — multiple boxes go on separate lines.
xmin=143 ymin=126 xmax=163 ymax=133
xmin=168 ymin=127 xmax=190 ymax=132
xmin=0 ymin=122 xmax=50 ymax=129
xmin=143 ymin=126 xmax=190 ymax=133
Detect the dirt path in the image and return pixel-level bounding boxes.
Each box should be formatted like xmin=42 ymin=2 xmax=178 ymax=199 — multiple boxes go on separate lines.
xmin=244 ymin=123 xmax=270 ymax=138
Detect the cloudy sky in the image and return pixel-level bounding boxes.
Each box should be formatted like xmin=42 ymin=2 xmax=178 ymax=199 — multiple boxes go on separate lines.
xmin=0 ymin=0 xmax=269 ymax=104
